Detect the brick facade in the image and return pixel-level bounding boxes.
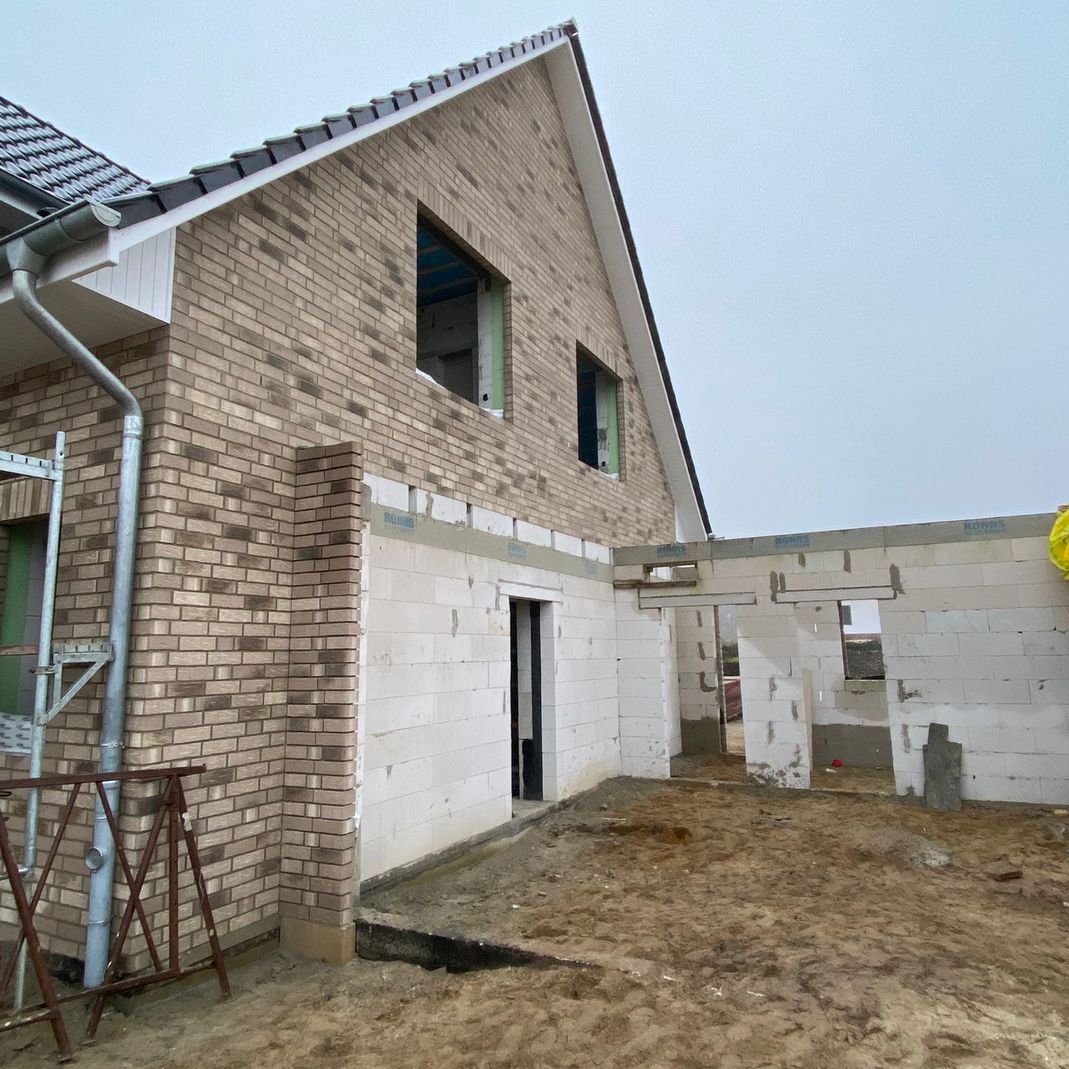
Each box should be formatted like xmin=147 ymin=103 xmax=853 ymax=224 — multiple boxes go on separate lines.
xmin=0 ymin=54 xmax=683 ymax=967
xmin=280 ymin=443 xmax=362 ymax=962
xmin=168 ymin=57 xmax=676 ymax=548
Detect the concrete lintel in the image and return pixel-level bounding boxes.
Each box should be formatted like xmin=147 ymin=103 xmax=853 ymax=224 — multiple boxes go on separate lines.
xmin=613 ymin=513 xmax=1053 ymax=567
xmin=369 ymin=502 xmax=612 ymax=583
xmin=639 ymin=592 xmax=757 ymax=609
xmin=776 ymin=586 xmax=896 ymax=603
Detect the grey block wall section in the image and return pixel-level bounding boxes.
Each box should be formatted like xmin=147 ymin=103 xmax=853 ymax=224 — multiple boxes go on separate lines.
xmin=812 ymin=724 xmax=893 ymax=768
xmin=675 ymin=605 xmax=723 ymax=755
xmin=615 ymin=513 xmax=1069 ymax=804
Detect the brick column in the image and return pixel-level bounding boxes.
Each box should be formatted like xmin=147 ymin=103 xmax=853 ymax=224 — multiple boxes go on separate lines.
xmin=280 ymin=443 xmax=362 ymax=963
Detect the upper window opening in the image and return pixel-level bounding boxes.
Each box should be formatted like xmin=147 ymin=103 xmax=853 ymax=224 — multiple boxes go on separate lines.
xmin=416 ymin=220 xmax=505 ymax=415
xmin=839 ymin=599 xmax=885 ymax=680
xmin=576 ymin=347 xmax=620 ymax=476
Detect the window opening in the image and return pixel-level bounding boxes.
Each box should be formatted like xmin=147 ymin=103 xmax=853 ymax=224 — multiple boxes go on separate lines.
xmin=576 ymin=347 xmax=619 ymax=475
xmin=839 ymin=599 xmax=885 ymax=680
xmin=416 ymin=221 xmax=505 ymax=414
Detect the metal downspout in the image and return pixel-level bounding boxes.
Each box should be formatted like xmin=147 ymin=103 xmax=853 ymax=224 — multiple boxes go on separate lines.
xmin=5 ymin=202 xmax=144 ymax=987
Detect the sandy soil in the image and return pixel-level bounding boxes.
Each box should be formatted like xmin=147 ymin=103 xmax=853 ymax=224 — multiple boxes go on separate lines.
xmin=673 ymin=751 xmax=897 ymax=794
xmin=4 ymin=778 xmax=1069 ymax=1068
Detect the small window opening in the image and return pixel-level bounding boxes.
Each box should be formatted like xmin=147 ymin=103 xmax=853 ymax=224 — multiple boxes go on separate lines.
xmin=416 ymin=220 xmax=505 ymax=415
xmin=839 ymin=599 xmax=885 ymax=680
xmin=576 ymin=347 xmax=620 ymax=475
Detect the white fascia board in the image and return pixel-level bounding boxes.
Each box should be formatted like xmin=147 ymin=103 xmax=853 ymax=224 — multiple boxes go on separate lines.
xmin=544 ymin=46 xmax=705 ymax=543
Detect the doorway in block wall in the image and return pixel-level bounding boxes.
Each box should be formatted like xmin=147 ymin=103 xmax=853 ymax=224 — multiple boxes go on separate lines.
xmin=717 ymin=604 xmax=745 ymax=756
xmin=509 ymin=599 xmax=544 ymax=802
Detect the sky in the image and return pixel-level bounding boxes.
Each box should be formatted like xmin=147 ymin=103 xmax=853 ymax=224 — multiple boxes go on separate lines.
xmin=6 ymin=1 xmax=1067 ymax=538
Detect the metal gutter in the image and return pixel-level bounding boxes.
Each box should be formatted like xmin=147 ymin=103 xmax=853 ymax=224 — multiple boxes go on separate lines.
xmin=1 ymin=200 xmax=144 ymax=988
xmin=0 ymin=170 xmax=66 ymax=225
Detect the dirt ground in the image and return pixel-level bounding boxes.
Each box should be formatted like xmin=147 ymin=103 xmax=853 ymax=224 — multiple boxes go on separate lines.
xmin=4 ymin=777 xmax=1069 ymax=1068
xmin=673 ymin=751 xmax=898 ymax=794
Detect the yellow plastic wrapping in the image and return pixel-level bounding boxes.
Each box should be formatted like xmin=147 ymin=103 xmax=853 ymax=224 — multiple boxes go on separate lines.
xmin=1050 ymin=511 xmax=1069 ymax=580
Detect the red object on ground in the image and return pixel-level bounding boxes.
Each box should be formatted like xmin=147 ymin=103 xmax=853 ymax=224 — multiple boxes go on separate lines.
xmin=831 ymin=758 xmax=844 ymax=768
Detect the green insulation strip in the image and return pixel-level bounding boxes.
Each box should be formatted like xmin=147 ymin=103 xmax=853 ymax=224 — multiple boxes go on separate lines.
xmin=491 ymin=278 xmax=506 ymax=413
xmin=604 ymin=374 xmax=620 ymax=475
xmin=0 ymin=524 xmax=32 ymax=712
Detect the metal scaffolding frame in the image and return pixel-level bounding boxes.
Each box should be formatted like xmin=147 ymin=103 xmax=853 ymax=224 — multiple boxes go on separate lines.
xmin=0 ymin=432 xmax=113 ymax=1006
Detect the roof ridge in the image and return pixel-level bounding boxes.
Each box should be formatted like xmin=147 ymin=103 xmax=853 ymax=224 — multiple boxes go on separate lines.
xmin=0 ymin=93 xmax=149 ymax=202
xmin=106 ymin=21 xmax=575 ymax=223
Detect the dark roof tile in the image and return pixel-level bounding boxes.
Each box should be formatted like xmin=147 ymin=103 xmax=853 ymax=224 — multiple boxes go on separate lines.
xmin=264 ymin=135 xmax=302 ymax=163
xmin=0 ymin=95 xmax=148 ymax=204
xmin=231 ymin=147 xmax=275 ymax=177
xmin=190 ymin=159 xmax=243 ymax=191
xmin=349 ymin=105 xmax=378 ymax=126
xmin=295 ymin=124 xmax=330 ymax=150
xmin=152 ymin=175 xmax=205 ymax=211
xmin=323 ymin=114 xmax=355 ymax=138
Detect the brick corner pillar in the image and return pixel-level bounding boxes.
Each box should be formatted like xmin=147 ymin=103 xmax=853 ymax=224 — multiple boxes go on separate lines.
xmin=280 ymin=442 xmax=363 ymax=964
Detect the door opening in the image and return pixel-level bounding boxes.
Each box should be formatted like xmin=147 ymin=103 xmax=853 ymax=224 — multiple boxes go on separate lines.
xmin=717 ymin=604 xmax=745 ymax=756
xmin=509 ymin=599 xmax=543 ymax=801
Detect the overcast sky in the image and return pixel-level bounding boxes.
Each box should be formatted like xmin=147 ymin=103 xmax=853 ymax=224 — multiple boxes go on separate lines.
xmin=7 ymin=1 xmax=1066 ymax=537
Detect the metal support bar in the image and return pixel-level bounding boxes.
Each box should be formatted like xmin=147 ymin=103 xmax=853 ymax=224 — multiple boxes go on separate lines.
xmin=0 ymin=795 xmax=73 ymax=1061
xmin=0 ymin=449 xmax=58 ymax=481
xmin=39 ymin=652 xmax=110 ymax=724
xmin=16 ymin=431 xmax=65 ymax=1009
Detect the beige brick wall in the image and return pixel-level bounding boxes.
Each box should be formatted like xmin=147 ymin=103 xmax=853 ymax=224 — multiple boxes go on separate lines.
xmin=0 ymin=54 xmax=685 ymax=966
xmin=280 ymin=442 xmax=362 ymax=962
xmin=0 ymin=332 xmax=173 ymax=962
xmin=168 ymin=56 xmax=678 ymax=549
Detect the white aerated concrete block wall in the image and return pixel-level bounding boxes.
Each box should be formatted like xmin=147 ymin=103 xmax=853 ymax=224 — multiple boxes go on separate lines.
xmin=675 ymin=606 xmax=720 ymax=739
xmin=550 ymin=572 xmax=623 ymax=796
xmin=711 ymin=519 xmax=1067 ymax=804
xmin=360 ymin=534 xmax=620 ymax=881
xmin=615 ymin=590 xmax=677 ymax=779
xmin=736 ymin=596 xmax=816 ymax=788
xmin=880 ymin=535 xmax=1069 ymax=804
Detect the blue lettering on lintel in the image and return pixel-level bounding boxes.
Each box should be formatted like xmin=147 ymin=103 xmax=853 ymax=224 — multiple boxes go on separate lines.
xmin=656 ymin=544 xmax=688 ymax=558
xmin=963 ymin=518 xmax=1006 ymax=536
xmin=507 ymin=541 xmax=527 ymax=559
xmin=775 ymin=534 xmax=811 ymax=549
xmin=384 ymin=511 xmax=416 ymax=530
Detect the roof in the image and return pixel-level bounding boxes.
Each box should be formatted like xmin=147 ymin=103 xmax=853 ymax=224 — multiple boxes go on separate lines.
xmin=0 ymin=95 xmax=148 ymax=204
xmin=106 ymin=24 xmax=572 ymax=226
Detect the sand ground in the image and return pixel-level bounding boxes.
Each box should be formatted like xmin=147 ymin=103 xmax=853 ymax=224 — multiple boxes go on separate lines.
xmin=4 ymin=777 xmax=1069 ymax=1068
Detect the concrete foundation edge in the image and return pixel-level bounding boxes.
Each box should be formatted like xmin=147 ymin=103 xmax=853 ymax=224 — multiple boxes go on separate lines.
xmin=280 ymin=915 xmax=356 ymax=964
xmin=681 ymin=717 xmax=721 ymax=755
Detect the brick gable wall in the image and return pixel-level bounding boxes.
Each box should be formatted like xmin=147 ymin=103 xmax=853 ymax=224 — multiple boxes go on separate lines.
xmin=168 ymin=56 xmax=677 ymax=549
